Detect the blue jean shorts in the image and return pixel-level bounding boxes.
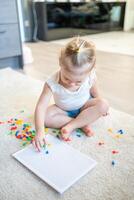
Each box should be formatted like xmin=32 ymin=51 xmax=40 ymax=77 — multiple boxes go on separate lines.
xmin=66 ymin=108 xmax=81 ymax=118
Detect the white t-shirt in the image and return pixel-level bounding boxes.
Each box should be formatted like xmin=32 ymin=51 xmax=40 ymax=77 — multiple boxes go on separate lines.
xmin=46 ymin=70 xmax=96 ymax=111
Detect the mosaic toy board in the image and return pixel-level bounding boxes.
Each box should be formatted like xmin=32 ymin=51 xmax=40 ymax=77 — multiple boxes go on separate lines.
xmin=12 ymin=134 xmax=97 ymax=194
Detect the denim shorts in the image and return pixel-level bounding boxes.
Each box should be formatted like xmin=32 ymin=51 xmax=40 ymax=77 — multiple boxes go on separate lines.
xmin=66 ymin=108 xmax=81 ymax=118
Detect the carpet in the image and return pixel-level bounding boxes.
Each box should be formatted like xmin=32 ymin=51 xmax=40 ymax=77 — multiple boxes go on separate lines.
xmin=0 ymin=68 xmax=134 ymax=200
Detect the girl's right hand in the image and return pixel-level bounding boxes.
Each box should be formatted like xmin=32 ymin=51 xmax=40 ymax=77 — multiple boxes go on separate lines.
xmin=32 ymin=132 xmax=46 ymax=152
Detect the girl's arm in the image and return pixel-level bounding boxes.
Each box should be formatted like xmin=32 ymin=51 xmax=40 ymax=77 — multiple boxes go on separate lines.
xmin=90 ymin=81 xmax=101 ymax=98
xmin=33 ymin=83 xmax=52 ymax=151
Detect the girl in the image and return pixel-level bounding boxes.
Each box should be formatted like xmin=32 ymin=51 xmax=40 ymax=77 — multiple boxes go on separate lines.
xmin=32 ymin=37 xmax=109 ymax=151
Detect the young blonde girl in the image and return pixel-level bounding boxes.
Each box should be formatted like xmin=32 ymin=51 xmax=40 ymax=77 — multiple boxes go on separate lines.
xmin=33 ymin=37 xmax=109 ymax=151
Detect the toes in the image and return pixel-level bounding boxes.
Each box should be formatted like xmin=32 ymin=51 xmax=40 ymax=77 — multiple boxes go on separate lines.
xmin=60 ymin=127 xmax=70 ymax=140
xmin=82 ymin=126 xmax=94 ymax=137
xmin=61 ymin=128 xmax=68 ymax=134
xmin=60 ymin=132 xmax=71 ymax=142
xmin=61 ymin=136 xmax=71 ymax=142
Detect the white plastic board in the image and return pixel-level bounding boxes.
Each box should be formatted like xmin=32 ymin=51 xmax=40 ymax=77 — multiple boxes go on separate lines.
xmin=12 ymin=134 xmax=97 ymax=194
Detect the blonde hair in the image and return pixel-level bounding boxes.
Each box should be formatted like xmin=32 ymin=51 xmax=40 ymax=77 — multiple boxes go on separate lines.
xmin=60 ymin=37 xmax=96 ymax=68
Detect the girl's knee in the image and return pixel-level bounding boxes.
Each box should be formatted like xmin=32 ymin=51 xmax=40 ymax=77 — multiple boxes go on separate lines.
xmin=96 ymin=98 xmax=109 ymax=115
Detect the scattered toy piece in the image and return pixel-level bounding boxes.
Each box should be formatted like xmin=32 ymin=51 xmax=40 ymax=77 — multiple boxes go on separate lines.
xmin=45 ymin=150 xmax=49 ymax=154
xmin=43 ymin=144 xmax=46 ymax=149
xmin=10 ymin=126 xmax=17 ymax=131
xmin=22 ymin=142 xmax=28 ymax=146
xmin=7 ymin=119 xmax=13 ymax=123
xmin=112 ymin=150 xmax=119 ymax=154
xmin=111 ymin=160 xmax=115 ymax=166
xmin=16 ymin=119 xmax=23 ymax=125
xmin=117 ymin=129 xmax=124 ymax=134
xmin=76 ymin=134 xmax=81 ymax=137
xmin=108 ymin=128 xmax=113 ymax=133
xmin=56 ymin=135 xmax=60 ymax=139
xmin=98 ymin=142 xmax=104 ymax=146
xmin=115 ymin=135 xmax=122 ymax=139
xmin=76 ymin=129 xmax=83 ymax=134
xmin=45 ymin=128 xmax=48 ymax=132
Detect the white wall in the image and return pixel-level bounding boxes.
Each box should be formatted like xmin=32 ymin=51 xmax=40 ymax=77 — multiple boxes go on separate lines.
xmin=124 ymin=0 xmax=134 ymax=31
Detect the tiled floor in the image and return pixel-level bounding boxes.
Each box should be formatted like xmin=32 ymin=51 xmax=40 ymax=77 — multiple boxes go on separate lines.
xmin=24 ymin=31 xmax=134 ymax=115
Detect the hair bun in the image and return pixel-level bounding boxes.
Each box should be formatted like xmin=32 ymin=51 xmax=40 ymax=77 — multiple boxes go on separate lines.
xmin=60 ymin=36 xmax=96 ymax=67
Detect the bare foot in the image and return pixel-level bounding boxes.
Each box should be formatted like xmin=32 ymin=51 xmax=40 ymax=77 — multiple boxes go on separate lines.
xmin=81 ymin=125 xmax=94 ymax=137
xmin=60 ymin=124 xmax=74 ymax=140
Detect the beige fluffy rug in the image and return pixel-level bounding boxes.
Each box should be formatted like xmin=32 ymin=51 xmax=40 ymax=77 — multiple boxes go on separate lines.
xmin=0 ymin=68 xmax=134 ymax=200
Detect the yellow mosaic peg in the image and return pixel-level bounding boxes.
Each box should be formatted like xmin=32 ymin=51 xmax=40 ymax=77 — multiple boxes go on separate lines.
xmin=47 ymin=143 xmax=52 ymax=147
xmin=115 ymin=135 xmax=122 ymax=139
xmin=16 ymin=119 xmax=24 ymax=125
xmin=108 ymin=128 xmax=113 ymax=133
xmin=44 ymin=128 xmax=48 ymax=132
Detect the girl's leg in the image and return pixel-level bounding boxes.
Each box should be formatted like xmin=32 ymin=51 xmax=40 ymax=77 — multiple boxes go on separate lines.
xmin=45 ymin=104 xmax=72 ymax=128
xmin=61 ymin=98 xmax=109 ymax=138
xmin=81 ymin=98 xmax=109 ymax=136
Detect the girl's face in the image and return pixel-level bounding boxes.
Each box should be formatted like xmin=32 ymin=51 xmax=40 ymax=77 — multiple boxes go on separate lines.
xmin=60 ymin=58 xmax=94 ymax=87
xmin=60 ymin=70 xmax=86 ymax=87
